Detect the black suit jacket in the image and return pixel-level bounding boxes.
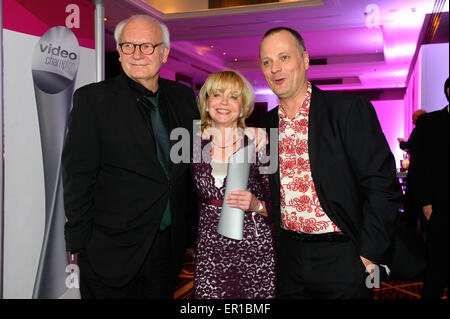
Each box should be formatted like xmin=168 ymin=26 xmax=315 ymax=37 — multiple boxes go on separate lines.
xmin=62 ymin=73 xmax=199 ymax=287
xmin=260 ymin=85 xmax=402 ymax=265
xmin=412 ymin=106 xmax=449 ymax=223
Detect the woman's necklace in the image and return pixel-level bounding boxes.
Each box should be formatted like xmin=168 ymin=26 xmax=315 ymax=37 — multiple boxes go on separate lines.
xmin=211 ymin=135 xmax=243 ymax=149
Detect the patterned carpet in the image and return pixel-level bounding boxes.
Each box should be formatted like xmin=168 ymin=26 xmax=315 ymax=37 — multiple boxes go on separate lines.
xmin=174 ymin=249 xmax=448 ymax=300
xmin=174 ymin=249 xmax=195 ymax=299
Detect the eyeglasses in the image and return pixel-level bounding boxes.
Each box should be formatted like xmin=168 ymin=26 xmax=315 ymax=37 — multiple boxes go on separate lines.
xmin=118 ymin=42 xmax=163 ymax=55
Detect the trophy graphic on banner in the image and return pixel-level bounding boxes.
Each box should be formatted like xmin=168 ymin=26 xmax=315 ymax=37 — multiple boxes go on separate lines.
xmin=31 ymin=26 xmax=80 ymax=299
xmin=217 ymin=143 xmax=255 ymax=240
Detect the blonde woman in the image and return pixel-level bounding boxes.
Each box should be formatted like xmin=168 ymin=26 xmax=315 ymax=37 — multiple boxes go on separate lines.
xmin=190 ymin=70 xmax=276 ymax=298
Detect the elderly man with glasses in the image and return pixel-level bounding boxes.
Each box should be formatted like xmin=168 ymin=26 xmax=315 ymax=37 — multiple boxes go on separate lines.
xmin=62 ymin=15 xmax=199 ymax=298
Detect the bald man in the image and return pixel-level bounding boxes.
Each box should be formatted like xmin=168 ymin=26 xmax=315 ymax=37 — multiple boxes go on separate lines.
xmin=259 ymin=27 xmax=402 ymax=298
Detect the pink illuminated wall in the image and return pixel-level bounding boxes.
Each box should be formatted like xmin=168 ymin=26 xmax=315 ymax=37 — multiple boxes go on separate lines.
xmin=160 ymin=68 xmax=176 ymax=81
xmin=371 ymin=100 xmax=405 ymax=168
xmin=404 ymin=59 xmax=421 ymax=139
xmin=255 ymin=93 xmax=279 ymax=111
xmin=404 ymin=42 xmax=449 ymax=147
xmin=419 ymin=43 xmax=449 ymax=113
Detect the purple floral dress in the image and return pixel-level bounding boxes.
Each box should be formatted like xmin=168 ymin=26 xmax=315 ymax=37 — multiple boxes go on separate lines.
xmin=190 ymin=136 xmax=276 ymax=299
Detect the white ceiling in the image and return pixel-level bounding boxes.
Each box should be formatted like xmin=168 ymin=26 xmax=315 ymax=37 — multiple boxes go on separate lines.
xmin=102 ymin=0 xmax=448 ymax=92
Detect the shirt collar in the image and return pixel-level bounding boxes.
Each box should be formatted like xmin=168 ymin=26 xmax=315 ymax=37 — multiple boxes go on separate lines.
xmin=278 ymin=81 xmax=312 ymax=120
xmin=126 ymin=75 xmax=159 ymax=98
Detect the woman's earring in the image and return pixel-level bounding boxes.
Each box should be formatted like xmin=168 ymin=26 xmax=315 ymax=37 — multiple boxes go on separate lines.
xmin=205 ymin=107 xmax=209 ymax=112
xmin=240 ymin=112 xmax=243 ymax=117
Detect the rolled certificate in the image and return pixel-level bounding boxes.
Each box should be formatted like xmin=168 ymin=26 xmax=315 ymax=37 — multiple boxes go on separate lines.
xmin=217 ymin=143 xmax=256 ymax=240
xmin=31 ymin=26 xmax=80 ymax=299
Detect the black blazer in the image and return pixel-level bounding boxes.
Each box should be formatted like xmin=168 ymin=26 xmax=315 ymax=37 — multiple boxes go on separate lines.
xmin=62 ymin=73 xmax=199 ymax=287
xmin=412 ymin=106 xmax=449 ymax=218
xmin=260 ymin=85 xmax=402 ymax=265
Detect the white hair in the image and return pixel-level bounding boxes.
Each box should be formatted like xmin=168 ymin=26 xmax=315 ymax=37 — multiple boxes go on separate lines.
xmin=114 ymin=15 xmax=170 ymax=50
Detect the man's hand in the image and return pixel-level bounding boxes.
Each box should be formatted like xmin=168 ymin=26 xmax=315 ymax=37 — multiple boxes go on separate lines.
xmin=68 ymin=252 xmax=78 ymax=264
xmin=243 ymin=127 xmax=267 ymax=151
xmin=360 ymin=256 xmax=373 ymax=274
xmin=423 ymin=204 xmax=432 ymax=220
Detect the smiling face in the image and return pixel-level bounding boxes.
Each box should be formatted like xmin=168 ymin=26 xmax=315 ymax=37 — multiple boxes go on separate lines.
xmin=199 ymin=70 xmax=254 ymax=132
xmin=118 ymin=17 xmax=169 ymax=91
xmin=260 ymin=30 xmax=310 ymax=105
xmin=208 ymin=85 xmax=242 ymax=129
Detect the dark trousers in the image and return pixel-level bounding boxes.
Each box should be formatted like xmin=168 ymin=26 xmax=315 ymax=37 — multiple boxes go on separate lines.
xmin=422 ymin=210 xmax=449 ymax=299
xmin=78 ymin=226 xmax=175 ymax=299
xmin=278 ymin=229 xmax=373 ymax=299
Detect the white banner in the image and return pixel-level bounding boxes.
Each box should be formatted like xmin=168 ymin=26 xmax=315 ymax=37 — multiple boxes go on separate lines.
xmin=2 ymin=0 xmax=97 ymax=298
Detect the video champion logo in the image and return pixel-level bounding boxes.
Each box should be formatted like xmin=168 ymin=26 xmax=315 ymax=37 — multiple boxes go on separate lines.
xmin=40 ymin=43 xmax=78 ymax=60
xmin=31 ymin=26 xmax=80 ymax=298
xmin=40 ymin=42 xmax=78 ymax=73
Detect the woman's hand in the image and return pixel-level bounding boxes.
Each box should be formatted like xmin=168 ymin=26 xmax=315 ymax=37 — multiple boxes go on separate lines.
xmin=226 ymin=190 xmax=267 ymax=216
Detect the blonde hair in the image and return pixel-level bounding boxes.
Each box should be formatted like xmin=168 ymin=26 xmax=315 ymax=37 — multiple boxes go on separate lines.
xmin=198 ymin=70 xmax=254 ymax=132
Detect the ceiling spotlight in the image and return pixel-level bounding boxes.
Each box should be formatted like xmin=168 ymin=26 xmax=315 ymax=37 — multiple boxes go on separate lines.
xmin=234 ymin=58 xmax=238 ymax=62
xmin=223 ymin=52 xmax=227 ymax=55
xmin=104 ymin=17 xmax=108 ymax=21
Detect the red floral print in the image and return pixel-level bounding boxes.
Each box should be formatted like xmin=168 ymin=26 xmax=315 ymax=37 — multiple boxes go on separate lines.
xmin=279 ymin=82 xmax=340 ymax=234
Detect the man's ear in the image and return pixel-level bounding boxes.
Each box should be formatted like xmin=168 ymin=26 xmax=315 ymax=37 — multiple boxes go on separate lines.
xmin=117 ymin=44 xmax=122 ymax=63
xmin=162 ymin=47 xmax=170 ymax=64
xmin=303 ymin=51 xmax=310 ymax=71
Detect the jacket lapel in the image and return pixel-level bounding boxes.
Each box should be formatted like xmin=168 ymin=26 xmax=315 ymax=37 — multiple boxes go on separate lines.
xmin=158 ymin=79 xmax=189 ymax=182
xmin=267 ymin=107 xmax=281 ymax=190
xmin=308 ymin=85 xmax=325 ymax=189
xmin=111 ymin=74 xmax=167 ymax=183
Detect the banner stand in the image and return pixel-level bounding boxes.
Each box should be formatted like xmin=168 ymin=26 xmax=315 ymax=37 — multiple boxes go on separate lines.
xmin=0 ymin=0 xmax=4 ymax=299
xmin=94 ymin=0 xmax=104 ymax=82
xmin=2 ymin=0 xmax=96 ymax=298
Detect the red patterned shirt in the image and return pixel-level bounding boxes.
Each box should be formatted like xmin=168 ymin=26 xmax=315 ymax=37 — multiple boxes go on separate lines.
xmin=279 ymin=82 xmax=340 ymax=234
